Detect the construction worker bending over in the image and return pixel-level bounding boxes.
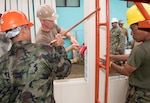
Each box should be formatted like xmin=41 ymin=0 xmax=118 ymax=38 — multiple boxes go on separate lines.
xmin=0 ymin=10 xmax=71 ymax=103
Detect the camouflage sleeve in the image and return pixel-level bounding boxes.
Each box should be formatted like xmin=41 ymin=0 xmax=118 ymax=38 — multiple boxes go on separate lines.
xmin=0 ymin=44 xmax=71 ymax=103
xmin=50 ymin=46 xmax=72 ymax=79
xmin=54 ymin=46 xmax=72 ymax=78
xmin=117 ymin=30 xmax=125 ymax=53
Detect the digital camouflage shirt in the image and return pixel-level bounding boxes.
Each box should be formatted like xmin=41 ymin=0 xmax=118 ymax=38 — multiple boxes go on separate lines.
xmin=0 ymin=40 xmax=71 ymax=103
xmin=110 ymin=26 xmax=125 ymax=55
xmin=0 ymin=32 xmax=11 ymax=57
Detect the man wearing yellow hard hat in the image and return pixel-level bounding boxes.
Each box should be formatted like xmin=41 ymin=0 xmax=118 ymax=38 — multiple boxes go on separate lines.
xmin=110 ymin=3 xmax=150 ymax=103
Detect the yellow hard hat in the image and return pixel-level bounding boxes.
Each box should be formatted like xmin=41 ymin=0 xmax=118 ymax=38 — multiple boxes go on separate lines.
xmin=36 ymin=4 xmax=58 ymax=21
xmin=125 ymin=3 xmax=150 ymax=26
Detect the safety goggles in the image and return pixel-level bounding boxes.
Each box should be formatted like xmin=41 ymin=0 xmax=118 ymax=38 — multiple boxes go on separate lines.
xmin=6 ymin=25 xmax=26 ymax=38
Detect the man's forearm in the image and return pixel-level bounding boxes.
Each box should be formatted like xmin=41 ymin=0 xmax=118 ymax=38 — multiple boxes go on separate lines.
xmin=111 ymin=62 xmax=130 ymax=76
xmin=111 ymin=54 xmax=129 ymax=61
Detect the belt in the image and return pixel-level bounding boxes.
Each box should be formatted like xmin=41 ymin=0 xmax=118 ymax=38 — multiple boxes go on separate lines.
xmin=129 ymin=84 xmax=150 ymax=92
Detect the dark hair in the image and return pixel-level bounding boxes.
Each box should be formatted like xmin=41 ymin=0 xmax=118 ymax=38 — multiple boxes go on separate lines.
xmin=132 ymin=22 xmax=150 ymax=32
xmin=139 ymin=28 xmax=150 ymax=32
xmin=134 ymin=23 xmax=138 ymax=26
xmin=0 ymin=13 xmax=2 ymax=17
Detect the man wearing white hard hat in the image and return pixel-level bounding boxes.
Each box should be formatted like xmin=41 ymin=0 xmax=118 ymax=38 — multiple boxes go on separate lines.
xmin=110 ymin=17 xmax=125 ymax=66
xmin=118 ymin=20 xmax=129 ymax=45
xmin=36 ymin=4 xmax=80 ymax=53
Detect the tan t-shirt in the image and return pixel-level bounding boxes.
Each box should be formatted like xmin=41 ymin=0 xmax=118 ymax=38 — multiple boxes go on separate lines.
xmin=36 ymin=25 xmax=61 ymax=45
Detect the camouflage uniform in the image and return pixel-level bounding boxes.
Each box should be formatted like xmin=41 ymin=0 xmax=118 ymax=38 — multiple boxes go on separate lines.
xmin=0 ymin=40 xmax=71 ymax=103
xmin=126 ymin=39 xmax=150 ymax=103
xmin=110 ymin=27 xmax=125 ymax=65
xmin=0 ymin=32 xmax=11 ymax=57
xmin=126 ymin=85 xmax=150 ymax=103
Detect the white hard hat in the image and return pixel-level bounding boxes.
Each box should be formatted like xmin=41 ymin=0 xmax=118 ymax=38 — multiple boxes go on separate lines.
xmin=36 ymin=4 xmax=58 ymax=21
xmin=118 ymin=20 xmax=124 ymax=24
xmin=111 ymin=18 xmax=118 ymax=23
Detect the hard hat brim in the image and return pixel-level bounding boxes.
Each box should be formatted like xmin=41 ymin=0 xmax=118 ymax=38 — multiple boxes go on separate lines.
xmin=40 ymin=14 xmax=58 ymax=21
xmin=27 ymin=22 xmax=34 ymax=27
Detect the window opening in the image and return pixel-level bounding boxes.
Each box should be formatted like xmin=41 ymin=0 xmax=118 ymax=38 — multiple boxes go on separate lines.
xmin=56 ymin=0 xmax=80 ymax=7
